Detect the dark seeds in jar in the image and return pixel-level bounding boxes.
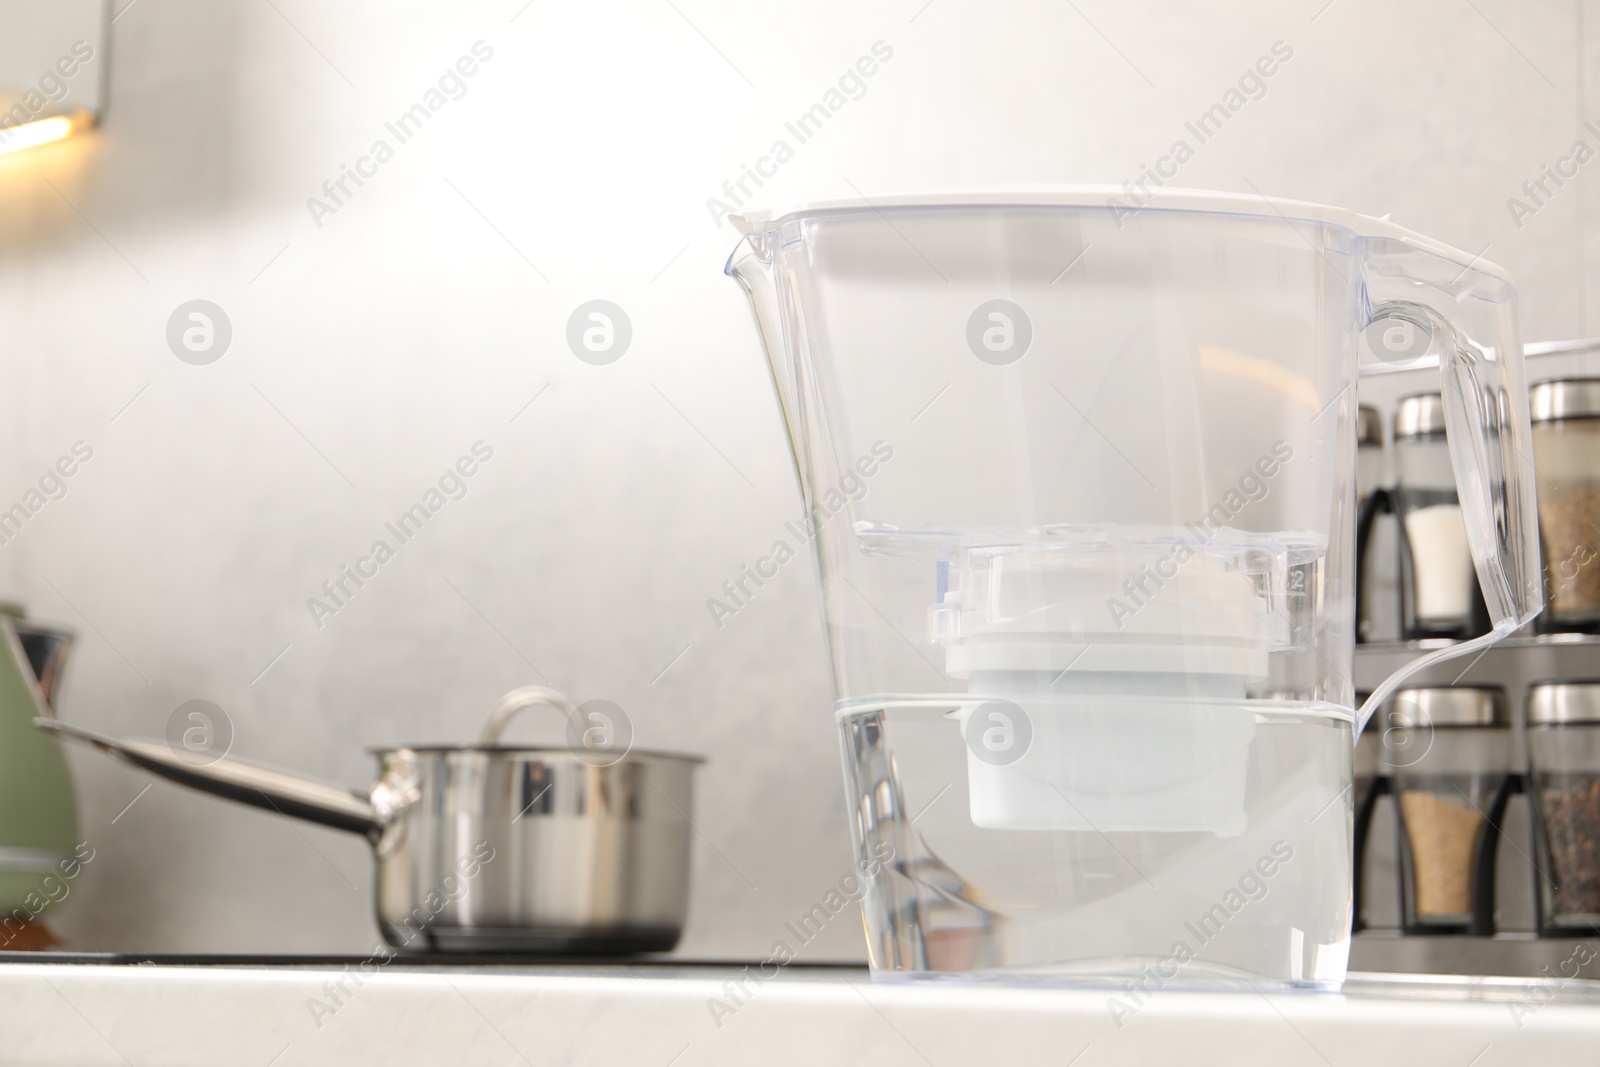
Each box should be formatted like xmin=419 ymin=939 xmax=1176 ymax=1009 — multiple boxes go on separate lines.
xmin=1541 ymin=774 xmax=1600 ymax=917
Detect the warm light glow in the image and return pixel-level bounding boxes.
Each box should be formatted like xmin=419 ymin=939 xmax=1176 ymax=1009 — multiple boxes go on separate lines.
xmin=1198 ymin=345 xmax=1322 ymax=411
xmin=0 ymin=114 xmax=80 ymax=157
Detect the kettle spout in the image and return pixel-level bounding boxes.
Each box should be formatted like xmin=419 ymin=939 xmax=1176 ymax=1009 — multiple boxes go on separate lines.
xmin=10 ymin=620 xmax=73 ymax=711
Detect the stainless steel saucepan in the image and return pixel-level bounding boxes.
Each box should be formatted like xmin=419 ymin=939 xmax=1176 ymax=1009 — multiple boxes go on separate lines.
xmin=37 ymin=687 xmax=702 ymax=954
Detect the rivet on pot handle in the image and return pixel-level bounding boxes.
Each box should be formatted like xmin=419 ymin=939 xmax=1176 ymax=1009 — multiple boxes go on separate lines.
xmin=478 ymin=686 xmax=584 ymax=745
xmin=370 ymin=748 xmax=421 ymax=857
xmin=370 ymin=748 xmax=422 ymax=824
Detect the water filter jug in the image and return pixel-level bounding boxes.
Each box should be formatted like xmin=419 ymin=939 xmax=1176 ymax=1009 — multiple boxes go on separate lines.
xmin=725 ymin=188 xmax=1542 ymax=987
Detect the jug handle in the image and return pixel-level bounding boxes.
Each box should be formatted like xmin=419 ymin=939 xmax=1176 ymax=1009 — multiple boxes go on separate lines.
xmin=1354 ymin=298 xmax=1543 ymax=734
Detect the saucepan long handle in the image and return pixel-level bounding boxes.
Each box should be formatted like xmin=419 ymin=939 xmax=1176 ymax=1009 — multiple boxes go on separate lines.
xmin=36 ymin=719 xmax=379 ymax=838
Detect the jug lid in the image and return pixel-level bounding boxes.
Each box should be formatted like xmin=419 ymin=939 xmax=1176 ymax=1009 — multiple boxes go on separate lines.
xmin=728 ymin=186 xmax=1510 ymax=283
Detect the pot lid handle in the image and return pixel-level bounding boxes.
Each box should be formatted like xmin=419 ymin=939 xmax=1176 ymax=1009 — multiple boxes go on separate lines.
xmin=478 ymin=686 xmax=584 ymax=745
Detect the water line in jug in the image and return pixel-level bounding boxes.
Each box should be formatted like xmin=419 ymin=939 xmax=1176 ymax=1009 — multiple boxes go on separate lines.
xmin=863 ymin=520 xmax=1327 ymax=835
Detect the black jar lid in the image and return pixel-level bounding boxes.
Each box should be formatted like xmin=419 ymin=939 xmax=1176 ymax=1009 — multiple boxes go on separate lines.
xmin=1387 ymin=685 xmax=1510 ymax=727
xmin=1527 ymin=680 xmax=1600 ymax=725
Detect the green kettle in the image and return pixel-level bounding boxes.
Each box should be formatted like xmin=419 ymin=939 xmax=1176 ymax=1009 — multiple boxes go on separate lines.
xmin=0 ymin=604 xmax=77 ymax=930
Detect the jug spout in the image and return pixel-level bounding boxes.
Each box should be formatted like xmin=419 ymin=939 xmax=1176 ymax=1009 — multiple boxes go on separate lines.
xmin=723 ymin=230 xmax=775 ymax=338
xmin=725 ymin=231 xmax=805 ymax=477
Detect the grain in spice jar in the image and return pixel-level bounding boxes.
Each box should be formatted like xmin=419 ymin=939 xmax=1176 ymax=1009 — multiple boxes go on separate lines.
xmin=1387 ymin=686 xmax=1510 ymax=929
xmin=1394 ymin=395 xmax=1484 ymax=638
xmin=1527 ymin=682 xmax=1600 ymax=929
xmin=1399 ymin=790 xmax=1483 ymax=916
xmin=1529 ymin=380 xmax=1600 ymax=627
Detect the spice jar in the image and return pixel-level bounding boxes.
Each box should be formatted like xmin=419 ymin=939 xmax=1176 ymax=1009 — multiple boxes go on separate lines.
xmin=1388 ymin=686 xmax=1510 ymax=930
xmin=1527 ymin=681 xmax=1600 ymax=929
xmin=1355 ymin=714 xmax=1381 ymax=795
xmin=1352 ymin=691 xmax=1390 ymax=932
xmin=1356 ymin=405 xmax=1389 ymax=643
xmin=1394 ymin=394 xmax=1484 ymax=638
xmin=1529 ymin=380 xmax=1600 ymax=629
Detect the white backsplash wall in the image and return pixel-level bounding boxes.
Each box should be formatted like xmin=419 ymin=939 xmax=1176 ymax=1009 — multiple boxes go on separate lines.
xmin=0 ymin=0 xmax=1594 ymax=957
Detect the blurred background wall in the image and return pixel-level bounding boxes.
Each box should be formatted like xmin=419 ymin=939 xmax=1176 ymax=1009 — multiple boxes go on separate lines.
xmin=0 ymin=0 xmax=1591 ymax=957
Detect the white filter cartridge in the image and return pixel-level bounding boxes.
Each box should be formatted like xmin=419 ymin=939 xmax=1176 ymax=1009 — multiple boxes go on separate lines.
xmin=958 ymin=677 xmax=1255 ymax=835
xmin=941 ymin=540 xmax=1279 ymax=835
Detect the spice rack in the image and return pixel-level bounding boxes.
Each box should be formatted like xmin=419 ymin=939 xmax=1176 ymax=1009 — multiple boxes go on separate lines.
xmin=1352 ymin=626 xmax=1600 ymax=975
xmin=1352 ymin=339 xmax=1600 ymax=977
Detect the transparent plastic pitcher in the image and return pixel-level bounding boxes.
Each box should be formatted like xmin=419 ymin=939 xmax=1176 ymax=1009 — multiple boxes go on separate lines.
xmin=725 ymin=189 xmax=1542 ymax=988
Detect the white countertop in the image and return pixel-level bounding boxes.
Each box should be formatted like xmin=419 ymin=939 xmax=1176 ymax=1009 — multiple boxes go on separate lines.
xmin=5 ymin=960 xmax=1600 ymax=1065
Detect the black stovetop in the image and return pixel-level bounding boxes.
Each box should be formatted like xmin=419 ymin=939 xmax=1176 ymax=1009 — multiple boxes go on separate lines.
xmin=0 ymin=950 xmax=865 ymax=971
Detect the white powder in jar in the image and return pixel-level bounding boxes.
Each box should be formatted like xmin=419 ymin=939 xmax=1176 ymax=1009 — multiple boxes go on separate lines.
xmin=1404 ymin=503 xmax=1475 ymax=625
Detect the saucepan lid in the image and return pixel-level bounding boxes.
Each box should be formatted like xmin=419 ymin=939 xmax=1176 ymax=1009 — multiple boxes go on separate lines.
xmin=370 ymin=686 xmax=704 ymax=762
